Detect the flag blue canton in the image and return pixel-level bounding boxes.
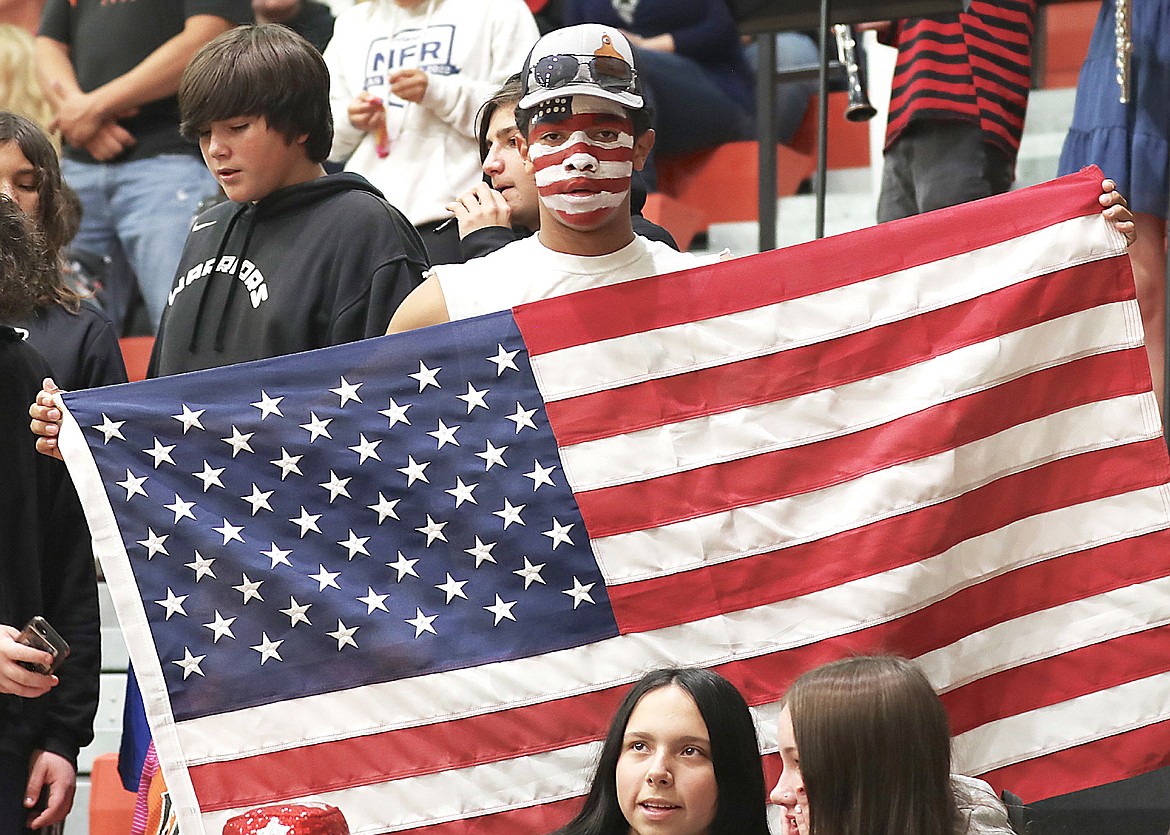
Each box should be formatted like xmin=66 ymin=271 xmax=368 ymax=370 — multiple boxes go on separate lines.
xmin=66 ymin=313 xmax=617 ymax=721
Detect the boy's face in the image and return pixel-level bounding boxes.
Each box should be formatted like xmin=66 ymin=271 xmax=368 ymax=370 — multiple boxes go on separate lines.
xmin=481 ymin=104 xmax=540 ymax=230
xmin=523 ymin=95 xmax=650 ymax=233
xmin=198 ymin=115 xmax=314 ymax=203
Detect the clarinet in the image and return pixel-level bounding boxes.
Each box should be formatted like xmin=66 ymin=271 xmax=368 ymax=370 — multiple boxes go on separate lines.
xmin=833 ymin=24 xmax=877 ymax=122
xmin=1114 ymin=0 xmax=1132 ymax=104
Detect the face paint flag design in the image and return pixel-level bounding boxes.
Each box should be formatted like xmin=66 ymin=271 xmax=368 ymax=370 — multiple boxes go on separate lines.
xmin=527 ymin=98 xmax=634 ymax=227
xmin=59 ymin=167 xmax=1170 ymax=835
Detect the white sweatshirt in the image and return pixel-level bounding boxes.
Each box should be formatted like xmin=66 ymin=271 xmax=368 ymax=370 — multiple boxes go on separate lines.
xmin=325 ymin=0 xmax=540 ymax=226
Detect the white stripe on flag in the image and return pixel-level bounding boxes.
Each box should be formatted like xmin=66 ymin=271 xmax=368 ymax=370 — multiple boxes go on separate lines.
xmin=531 ymin=214 xmax=1124 ymax=401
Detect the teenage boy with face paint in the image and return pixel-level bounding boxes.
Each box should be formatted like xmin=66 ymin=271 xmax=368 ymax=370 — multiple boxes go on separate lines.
xmin=385 ymin=23 xmax=728 ymax=332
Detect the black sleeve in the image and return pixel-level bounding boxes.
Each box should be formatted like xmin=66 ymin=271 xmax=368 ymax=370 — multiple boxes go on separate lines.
xmin=38 ymin=0 xmax=70 ymax=41
xmin=632 ymin=215 xmax=680 ymax=251
xmin=184 ymin=0 xmax=255 ymax=24
xmin=77 ymin=308 xmax=129 ymax=389
xmin=38 ymin=462 xmax=100 ymax=766
xmin=332 ymin=202 xmax=431 ymax=341
xmin=460 ymin=226 xmax=523 ymax=260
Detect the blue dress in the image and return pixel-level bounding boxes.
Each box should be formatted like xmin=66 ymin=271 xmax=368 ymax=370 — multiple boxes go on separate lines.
xmin=1058 ymin=0 xmax=1170 ymax=217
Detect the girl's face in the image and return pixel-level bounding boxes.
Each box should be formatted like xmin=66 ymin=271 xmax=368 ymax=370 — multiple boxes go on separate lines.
xmin=0 ymin=141 xmax=40 ymax=222
xmin=769 ymin=706 xmax=808 ymax=835
xmin=615 ymin=684 xmax=719 ymax=835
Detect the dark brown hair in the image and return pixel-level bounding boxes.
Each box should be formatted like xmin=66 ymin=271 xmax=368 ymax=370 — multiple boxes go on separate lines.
xmin=476 ymin=73 xmax=525 ymax=162
xmin=0 ymin=111 xmax=83 ymax=311
xmin=179 ymin=24 xmax=333 ymax=163
xmin=0 ymin=197 xmax=57 ymax=321
xmin=784 ymin=656 xmax=958 ymax=835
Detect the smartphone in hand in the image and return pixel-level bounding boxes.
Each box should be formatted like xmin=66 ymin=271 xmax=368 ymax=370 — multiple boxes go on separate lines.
xmin=16 ymin=617 xmax=69 ymax=675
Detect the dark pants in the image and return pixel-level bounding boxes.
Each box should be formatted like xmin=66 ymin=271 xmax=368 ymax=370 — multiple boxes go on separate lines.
xmin=877 ymin=120 xmax=1014 ymax=223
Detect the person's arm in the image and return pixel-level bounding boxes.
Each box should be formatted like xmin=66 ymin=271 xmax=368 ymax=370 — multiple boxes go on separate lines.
xmin=323 ymin=20 xmax=367 ymax=161
xmin=48 ymin=14 xmax=237 ymax=146
xmin=460 ymin=225 xmax=523 ymax=260
xmin=386 ymin=276 xmax=451 ymax=334
xmin=415 ymin=6 xmax=540 ymax=139
xmin=28 ymin=463 xmax=100 ymax=829
xmin=631 ymin=0 xmax=741 ymax=62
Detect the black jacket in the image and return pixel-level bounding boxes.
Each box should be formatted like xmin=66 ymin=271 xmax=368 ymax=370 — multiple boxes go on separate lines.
xmin=150 ymin=173 xmax=429 ymax=377
xmin=0 ymin=327 xmax=100 ymax=767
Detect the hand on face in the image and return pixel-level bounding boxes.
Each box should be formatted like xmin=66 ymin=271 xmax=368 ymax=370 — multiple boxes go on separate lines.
xmin=446 ymin=182 xmax=513 ymax=237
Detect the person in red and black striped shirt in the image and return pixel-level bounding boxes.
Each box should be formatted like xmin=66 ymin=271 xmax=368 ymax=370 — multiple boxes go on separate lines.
xmin=870 ymin=1 xmax=1036 ymax=223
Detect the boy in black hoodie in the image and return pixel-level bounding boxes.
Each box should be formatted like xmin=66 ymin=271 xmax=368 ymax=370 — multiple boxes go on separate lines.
xmin=153 ymin=23 xmax=430 ymax=378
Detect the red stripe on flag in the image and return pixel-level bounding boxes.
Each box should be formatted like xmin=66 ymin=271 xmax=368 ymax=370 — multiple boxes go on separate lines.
xmin=979 ymin=720 xmax=1170 ymax=802
xmin=514 ymin=167 xmax=1111 ymax=355
xmin=188 ymin=521 xmax=1170 ymax=813
xmin=942 ymin=623 xmax=1170 ymax=734
xmin=576 ymin=351 xmax=1151 ymax=540
xmin=189 ymin=687 xmax=628 ymax=811
xmin=544 ymin=262 xmax=1134 ymax=445
xmin=394 ymin=796 xmax=584 ymax=835
xmin=606 ymin=439 xmax=1169 ymax=633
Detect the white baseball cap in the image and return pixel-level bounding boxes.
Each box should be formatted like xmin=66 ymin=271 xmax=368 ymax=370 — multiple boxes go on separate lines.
xmin=519 ymin=23 xmax=644 ymax=111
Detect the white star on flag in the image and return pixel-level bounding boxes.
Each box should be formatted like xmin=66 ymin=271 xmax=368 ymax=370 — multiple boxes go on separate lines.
xmin=416 ymin=515 xmax=447 ymax=545
xmin=357 ymin=588 xmax=390 ymax=614
xmin=487 ymin=343 xmax=519 ymax=375
xmin=251 ymin=633 xmax=283 ymax=664
xmin=137 ymin=528 xmax=169 ymax=559
xmin=202 ymin=611 xmax=235 ymax=642
xmin=435 ymin=573 xmax=468 ymax=603
xmin=524 ymin=460 xmax=556 ymax=490
xmin=562 ymin=576 xmax=596 ymax=609
xmin=221 ymin=426 xmax=255 ymax=457
xmin=116 ymin=469 xmax=149 ymax=500
xmin=213 ymin=518 xmax=245 ymax=545
xmin=261 ymin=543 xmax=292 ymax=569
xmin=386 ymin=551 xmax=419 ymax=581
xmin=155 ymin=588 xmax=188 ymax=619
xmin=505 ymin=403 xmax=538 ymax=433
xmin=475 ymin=439 xmax=508 ymax=470
xmin=463 ymin=536 xmax=496 ymax=567
xmin=242 ymin=485 xmax=274 ymax=515
xmin=406 ymin=608 xmax=438 ymax=637
xmin=270 ymin=448 xmax=303 ymax=479
xmin=397 ymin=455 xmax=430 ymax=486
xmin=378 ymin=398 xmax=411 ymax=428
xmin=250 ymin=391 xmax=284 ymax=419
xmin=173 ymin=648 xmax=206 ymax=679
xmin=493 ymin=498 xmax=526 ymax=529
xmin=331 ymin=377 xmax=363 ymax=407
xmin=299 ymin=412 xmax=333 ymax=442
xmin=338 ymin=530 xmax=371 ymax=559
xmin=514 ymin=557 xmax=546 ymax=588
xmin=280 ymin=597 xmax=312 ymax=627
xmin=171 ymin=405 xmax=206 ymax=433
xmin=457 ymin=382 xmax=490 ymax=412
xmin=185 ymin=551 xmax=216 ymax=581
xmin=319 ymin=471 xmax=353 ymax=502
xmin=409 ymin=361 xmax=441 ymax=391
xmin=427 ymin=419 xmax=460 ymax=449
xmin=349 ymin=434 xmax=382 ymax=464
xmin=193 ymin=461 xmax=225 ymax=491
xmin=543 ymin=518 xmax=574 ymax=549
xmin=163 ymin=494 xmax=196 ymax=523
xmin=445 ymin=477 xmax=478 ymax=507
xmin=309 ymin=565 xmax=341 ymax=591
xmin=290 ymin=507 xmax=322 ymax=537
xmin=143 ymin=437 xmax=176 ymax=467
xmin=232 ymin=574 xmax=263 ymax=603
xmin=368 ymin=493 xmax=400 ymax=523
xmin=92 ymin=414 xmax=126 ymax=443
xmin=484 ymin=595 xmax=518 ymax=625
xmin=326 ymin=620 xmax=360 ymax=650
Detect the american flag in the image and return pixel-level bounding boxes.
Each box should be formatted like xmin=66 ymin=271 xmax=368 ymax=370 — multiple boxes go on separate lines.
xmin=60 ymin=167 xmax=1170 ymax=835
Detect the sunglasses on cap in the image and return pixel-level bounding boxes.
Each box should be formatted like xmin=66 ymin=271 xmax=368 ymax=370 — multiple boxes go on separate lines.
xmin=529 ymin=54 xmax=637 ymax=94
